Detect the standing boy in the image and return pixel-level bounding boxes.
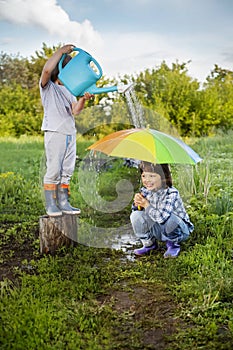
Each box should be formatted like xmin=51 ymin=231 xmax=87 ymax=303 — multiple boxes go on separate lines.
xmin=40 ymin=44 xmax=93 ymax=216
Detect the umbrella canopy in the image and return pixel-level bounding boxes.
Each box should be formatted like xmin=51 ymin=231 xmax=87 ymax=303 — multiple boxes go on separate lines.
xmin=88 ymin=128 xmax=202 ymax=165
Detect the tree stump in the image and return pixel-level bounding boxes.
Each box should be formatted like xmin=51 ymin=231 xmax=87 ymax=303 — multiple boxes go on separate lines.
xmin=39 ymin=214 xmax=78 ymax=255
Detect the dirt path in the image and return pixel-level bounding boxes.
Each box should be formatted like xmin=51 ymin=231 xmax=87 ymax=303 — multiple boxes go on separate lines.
xmin=97 ymin=278 xmax=185 ymax=349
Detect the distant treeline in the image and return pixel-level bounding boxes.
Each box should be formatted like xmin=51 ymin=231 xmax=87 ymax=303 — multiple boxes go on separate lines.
xmin=1 ymin=43 xmax=233 ymax=137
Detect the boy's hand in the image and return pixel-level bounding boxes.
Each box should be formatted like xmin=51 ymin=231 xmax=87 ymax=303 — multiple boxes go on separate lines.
xmin=83 ymin=92 xmax=94 ymax=100
xmin=60 ymin=44 xmax=75 ymax=54
xmin=72 ymin=92 xmax=94 ymax=115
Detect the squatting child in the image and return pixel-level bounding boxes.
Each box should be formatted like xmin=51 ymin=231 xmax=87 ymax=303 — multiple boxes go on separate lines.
xmin=130 ymin=161 xmax=193 ymax=258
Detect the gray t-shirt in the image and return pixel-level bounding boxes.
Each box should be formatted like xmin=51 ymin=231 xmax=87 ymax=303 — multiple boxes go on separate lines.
xmin=40 ymin=80 xmax=77 ymax=134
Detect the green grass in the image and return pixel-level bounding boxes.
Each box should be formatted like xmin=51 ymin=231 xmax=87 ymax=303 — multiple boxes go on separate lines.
xmin=0 ymin=134 xmax=233 ymax=349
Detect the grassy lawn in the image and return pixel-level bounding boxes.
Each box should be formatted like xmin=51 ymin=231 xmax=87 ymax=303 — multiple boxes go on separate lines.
xmin=0 ymin=134 xmax=233 ymax=349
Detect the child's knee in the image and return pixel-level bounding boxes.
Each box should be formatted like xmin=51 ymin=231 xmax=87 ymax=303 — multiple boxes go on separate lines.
xmin=130 ymin=210 xmax=142 ymax=224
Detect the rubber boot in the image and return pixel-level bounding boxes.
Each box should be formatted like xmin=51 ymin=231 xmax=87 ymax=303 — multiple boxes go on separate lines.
xmin=57 ymin=184 xmax=81 ymax=215
xmin=134 ymin=239 xmax=158 ymax=256
xmin=44 ymin=184 xmax=62 ymax=217
xmin=164 ymin=241 xmax=180 ymax=258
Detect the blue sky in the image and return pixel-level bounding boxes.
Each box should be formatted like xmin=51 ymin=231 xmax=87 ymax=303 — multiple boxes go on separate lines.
xmin=0 ymin=0 xmax=233 ymax=82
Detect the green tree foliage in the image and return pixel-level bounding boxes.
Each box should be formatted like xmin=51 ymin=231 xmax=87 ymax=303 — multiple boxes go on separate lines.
xmin=0 ymin=45 xmax=233 ymax=137
xmin=0 ymin=52 xmax=32 ymax=88
xmin=201 ymin=65 xmax=233 ymax=132
xmin=0 ymin=83 xmax=42 ymax=136
xmin=134 ymin=61 xmax=200 ymax=136
xmin=0 ymin=51 xmax=43 ymax=136
xmin=134 ymin=61 xmax=233 ymax=136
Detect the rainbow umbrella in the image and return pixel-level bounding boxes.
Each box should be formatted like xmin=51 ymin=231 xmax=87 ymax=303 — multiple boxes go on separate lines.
xmin=87 ymin=128 xmax=202 ymax=165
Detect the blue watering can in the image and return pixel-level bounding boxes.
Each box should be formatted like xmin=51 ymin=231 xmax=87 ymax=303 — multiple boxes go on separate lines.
xmin=58 ymin=47 xmax=131 ymax=96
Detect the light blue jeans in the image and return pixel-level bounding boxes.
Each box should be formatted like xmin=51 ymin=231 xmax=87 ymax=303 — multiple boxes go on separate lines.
xmin=130 ymin=210 xmax=190 ymax=244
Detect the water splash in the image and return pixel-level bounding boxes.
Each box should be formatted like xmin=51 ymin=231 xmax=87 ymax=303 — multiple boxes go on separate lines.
xmin=75 ymin=90 xmax=148 ymax=252
xmin=76 ymin=151 xmax=137 ymax=252
xmin=78 ymin=152 xmax=134 ymax=213
xmin=124 ymin=85 xmax=145 ymax=128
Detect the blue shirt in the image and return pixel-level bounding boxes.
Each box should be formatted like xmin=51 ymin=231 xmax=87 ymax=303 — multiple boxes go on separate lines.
xmin=138 ymin=186 xmax=194 ymax=232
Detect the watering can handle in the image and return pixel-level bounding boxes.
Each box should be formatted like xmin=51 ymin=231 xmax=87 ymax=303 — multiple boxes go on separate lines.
xmin=58 ymin=47 xmax=84 ymax=73
xmin=58 ymin=47 xmax=103 ymax=79
xmin=89 ymin=56 xmax=103 ymax=79
xmin=72 ymin=47 xmax=103 ymax=79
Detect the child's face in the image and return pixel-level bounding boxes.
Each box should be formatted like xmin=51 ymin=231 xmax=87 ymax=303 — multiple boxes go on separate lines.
xmin=141 ymin=171 xmax=162 ymax=191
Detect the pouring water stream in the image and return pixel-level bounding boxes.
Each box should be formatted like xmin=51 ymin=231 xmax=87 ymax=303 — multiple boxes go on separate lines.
xmin=77 ymin=84 xmax=145 ymax=253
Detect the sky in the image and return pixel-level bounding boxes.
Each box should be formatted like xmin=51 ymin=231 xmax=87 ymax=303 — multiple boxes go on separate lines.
xmin=0 ymin=0 xmax=233 ymax=82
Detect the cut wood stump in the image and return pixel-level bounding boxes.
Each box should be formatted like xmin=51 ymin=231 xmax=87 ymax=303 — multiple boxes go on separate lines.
xmin=39 ymin=214 xmax=78 ymax=255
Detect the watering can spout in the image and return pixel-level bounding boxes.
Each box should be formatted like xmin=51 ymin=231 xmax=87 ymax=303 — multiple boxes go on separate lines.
xmin=84 ymin=84 xmax=118 ymax=95
xmin=117 ymin=83 xmax=133 ymax=94
xmin=83 ymin=83 xmax=133 ymax=95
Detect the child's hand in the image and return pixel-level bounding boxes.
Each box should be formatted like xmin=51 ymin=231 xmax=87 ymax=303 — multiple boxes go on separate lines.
xmin=72 ymin=92 xmax=94 ymax=115
xmin=134 ymin=193 xmax=149 ymax=209
xmin=83 ymin=92 xmax=94 ymax=100
xmin=60 ymin=44 xmax=75 ymax=54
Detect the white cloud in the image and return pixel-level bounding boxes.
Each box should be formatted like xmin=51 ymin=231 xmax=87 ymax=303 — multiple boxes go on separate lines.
xmin=0 ymin=0 xmax=103 ymax=50
xmin=98 ymin=31 xmax=189 ymax=76
xmin=95 ymin=30 xmax=231 ymax=82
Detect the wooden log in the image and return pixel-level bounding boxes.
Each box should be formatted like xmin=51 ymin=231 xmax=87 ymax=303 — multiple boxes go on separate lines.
xmin=39 ymin=214 xmax=78 ymax=255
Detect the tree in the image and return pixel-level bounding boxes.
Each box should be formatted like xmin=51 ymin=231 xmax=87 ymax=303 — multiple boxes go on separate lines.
xmin=134 ymin=61 xmax=201 ymax=136
xmin=201 ymin=65 xmax=233 ymax=132
xmin=0 ymin=83 xmax=42 ymax=136
xmin=0 ymin=52 xmax=33 ymax=88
